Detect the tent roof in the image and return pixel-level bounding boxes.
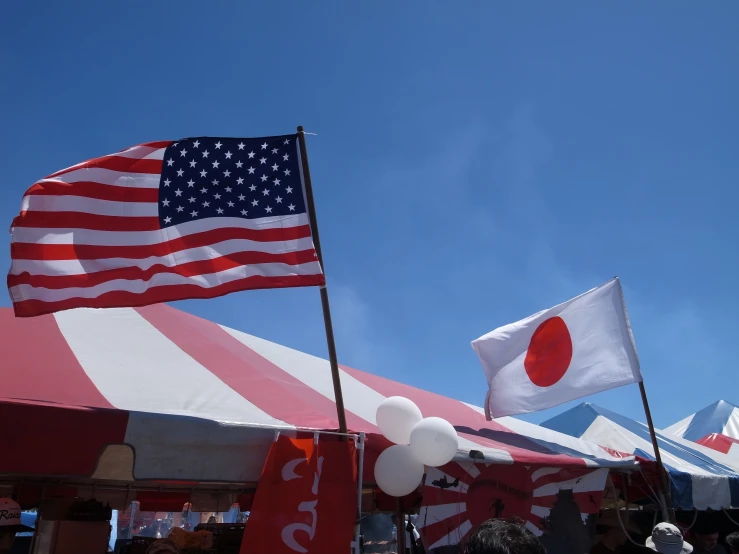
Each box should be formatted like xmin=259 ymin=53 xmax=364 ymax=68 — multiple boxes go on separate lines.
xmin=1 ymin=305 xmax=635 ymax=486
xmin=542 ymin=402 xmax=739 ymax=510
xmin=663 ymin=400 xmax=739 ymax=442
xmin=696 ymin=433 xmax=739 ymax=457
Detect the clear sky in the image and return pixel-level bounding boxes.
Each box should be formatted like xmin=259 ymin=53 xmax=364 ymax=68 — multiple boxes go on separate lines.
xmin=2 ymin=1 xmax=737 ymax=429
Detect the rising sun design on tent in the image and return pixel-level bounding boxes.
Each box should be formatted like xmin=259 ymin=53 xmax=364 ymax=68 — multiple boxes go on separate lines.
xmin=417 ymin=462 xmax=609 ymax=551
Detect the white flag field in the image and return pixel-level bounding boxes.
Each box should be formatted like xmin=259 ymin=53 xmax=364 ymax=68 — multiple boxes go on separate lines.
xmin=471 ymin=278 xmax=643 ymax=419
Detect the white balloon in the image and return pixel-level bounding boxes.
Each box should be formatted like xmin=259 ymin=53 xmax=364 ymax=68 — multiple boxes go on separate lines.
xmin=374 ymin=445 xmax=425 ymax=497
xmin=409 ymin=417 xmax=459 ymax=467
xmin=376 ymin=396 xmax=423 ymax=445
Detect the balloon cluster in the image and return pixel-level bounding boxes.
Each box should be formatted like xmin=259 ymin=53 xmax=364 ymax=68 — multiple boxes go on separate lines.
xmin=374 ymin=397 xmax=459 ymax=497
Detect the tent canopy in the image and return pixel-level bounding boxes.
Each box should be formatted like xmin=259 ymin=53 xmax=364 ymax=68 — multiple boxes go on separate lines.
xmin=542 ymin=402 xmax=739 ymax=510
xmin=1 ymin=305 xmax=636 ymax=490
xmin=664 ymin=400 xmax=739 ymax=443
xmin=696 ymin=434 xmax=739 ymax=457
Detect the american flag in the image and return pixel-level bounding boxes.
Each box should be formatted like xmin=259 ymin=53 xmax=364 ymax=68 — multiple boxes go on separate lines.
xmin=8 ymin=135 xmax=325 ymax=317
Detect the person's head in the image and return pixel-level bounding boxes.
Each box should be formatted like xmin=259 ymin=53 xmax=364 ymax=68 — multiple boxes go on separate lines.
xmin=726 ymin=531 xmax=739 ymax=554
xmin=693 ymin=519 xmax=720 ymax=551
xmin=646 ymin=522 xmax=693 ymax=554
xmin=463 ymin=519 xmax=546 ymax=554
xmin=0 ymin=498 xmax=33 ymax=554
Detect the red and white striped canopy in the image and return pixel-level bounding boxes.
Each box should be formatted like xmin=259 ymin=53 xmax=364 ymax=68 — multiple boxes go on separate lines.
xmin=0 ymin=304 xmax=635 ymax=486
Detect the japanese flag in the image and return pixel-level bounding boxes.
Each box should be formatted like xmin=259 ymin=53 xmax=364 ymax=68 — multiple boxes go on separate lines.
xmin=471 ymin=278 xmax=642 ymax=419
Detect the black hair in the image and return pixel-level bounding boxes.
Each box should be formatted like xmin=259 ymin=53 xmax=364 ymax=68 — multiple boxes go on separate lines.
xmin=726 ymin=532 xmax=739 ymax=551
xmin=694 ymin=518 xmax=720 ymax=536
xmin=463 ymin=519 xmax=546 ymax=554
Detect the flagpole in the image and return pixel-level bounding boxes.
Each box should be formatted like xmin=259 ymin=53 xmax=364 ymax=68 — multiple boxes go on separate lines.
xmin=639 ymin=380 xmax=676 ymax=523
xmin=297 ymin=126 xmax=349 ymax=435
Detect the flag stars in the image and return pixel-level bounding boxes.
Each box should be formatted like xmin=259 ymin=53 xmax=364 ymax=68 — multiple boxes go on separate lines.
xmin=177 ymin=169 xmax=184 ymax=177
xmin=241 ymin=209 xmax=248 ymax=216
xmin=251 ymin=199 xmax=259 ymax=206
xmin=248 ymin=151 xmax=255 ymax=159
xmin=212 ymin=179 xmax=219 ymax=186
xmin=262 ymin=188 xmax=270 ymax=196
xmin=259 ymin=157 xmax=267 ymax=164
xmin=273 ymin=178 xmax=281 ymax=186
xmin=288 ymin=204 xmax=296 ymax=211
xmin=175 ymin=189 xmax=183 ymax=197
xmin=225 ymin=186 xmax=232 ymax=193
xmin=261 ymin=142 xmax=268 ymax=150
xmin=225 ymin=151 xmax=232 ymax=159
xmin=265 ymin=206 xmax=273 ymax=214
xmin=202 ymin=150 xmax=210 ymax=158
xmin=163 ymin=178 xmax=171 ymax=187
xmin=236 ymin=177 xmax=244 ymax=185
xmin=227 ymin=201 xmax=234 ymax=207
xmin=271 ymin=163 xmax=279 ymax=172
xmin=283 ymin=139 xmax=290 ymax=145
xmin=249 ymin=184 xmax=257 ymax=192
xmin=176 ymin=206 xmax=184 ymax=212
xmin=164 ymin=216 xmax=172 ymax=224
xmin=180 ymin=148 xmax=187 ymax=157
xmin=284 ymin=169 xmax=291 ymax=176
xmin=283 ymin=153 xmax=289 ymax=161
xmin=260 ymin=175 xmax=268 ymax=182
xmin=193 ymin=140 xmax=200 ymax=148
xmin=271 ymin=148 xmax=278 ymax=154
xmin=248 ymin=167 xmax=255 ymax=174
xmin=190 ymin=210 xmax=198 ymax=217
xmin=200 ymin=187 xmax=208 ymax=194
xmin=200 ymin=170 xmax=207 ymax=178
xmin=238 ymin=142 xmax=245 ymax=150
xmin=214 ymin=193 xmax=222 ymax=200
xmin=189 ymin=197 xmax=196 ymax=203
xmin=216 ymin=207 xmax=224 ymax=214
xmin=276 ymin=196 xmax=283 ymax=203
xmin=162 ymin=199 xmax=170 ymax=207
xmin=167 ymin=158 xmax=174 ymax=166
xmin=236 ymin=161 xmax=243 ymax=168
xmin=238 ymin=194 xmax=246 ymax=201
xmin=215 ymin=141 xmax=223 ymax=149
xmin=202 ymin=201 xmax=210 ymax=208
xmin=212 ymin=160 xmax=220 ymax=169
xmin=286 ymin=186 xmax=293 ymax=194
xmin=189 ymin=160 xmax=197 ymax=168
xmin=223 ymin=170 xmax=231 ymax=177
xmin=187 ymin=179 xmax=195 ymax=187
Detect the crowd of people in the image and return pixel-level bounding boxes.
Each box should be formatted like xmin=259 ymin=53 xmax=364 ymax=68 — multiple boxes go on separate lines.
xmin=461 ymin=517 xmax=739 ymax=554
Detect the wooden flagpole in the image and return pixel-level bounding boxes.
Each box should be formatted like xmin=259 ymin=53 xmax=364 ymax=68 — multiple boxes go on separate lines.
xmin=639 ymin=380 xmax=676 ymax=523
xmin=296 ymin=126 xmax=349 ymax=435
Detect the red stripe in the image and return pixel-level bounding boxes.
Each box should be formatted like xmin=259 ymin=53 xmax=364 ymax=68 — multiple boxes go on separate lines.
xmin=0 ymin=401 xmax=128 ymax=477
xmin=124 ymin=140 xmax=172 ymax=150
xmin=135 ymin=304 xmax=369 ymax=431
xmin=14 ymin=211 xmax=161 ymax=231
xmin=47 ymin=156 xmax=163 ymax=178
xmin=8 ymin=249 xmax=320 ymax=289
xmin=12 ymin=273 xmax=326 ymax=317
xmin=24 ymin=181 xmax=159 ymax=202
xmin=11 ymin=225 xmax=314 ymax=260
xmin=342 ymin=366 xmax=586 ymax=467
xmin=418 ymin=515 xmax=468 ymax=548
xmin=0 ymin=309 xmax=114 ymax=408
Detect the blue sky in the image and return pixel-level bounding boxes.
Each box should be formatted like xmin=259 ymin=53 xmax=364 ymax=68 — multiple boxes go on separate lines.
xmin=2 ymin=1 xmax=737 ymax=429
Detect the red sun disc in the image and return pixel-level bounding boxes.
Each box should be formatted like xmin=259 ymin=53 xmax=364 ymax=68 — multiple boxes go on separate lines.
xmin=524 ymin=316 xmax=573 ymax=387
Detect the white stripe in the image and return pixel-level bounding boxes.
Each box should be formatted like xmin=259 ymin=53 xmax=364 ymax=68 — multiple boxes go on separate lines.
xmin=524 ymin=521 xmax=543 ymax=537
xmin=417 ymin=503 xmax=466 ymax=529
xmin=54 ymin=308 xmax=290 ymax=427
xmin=10 ymin=237 xmax=318 ymax=276
xmin=533 ymin=467 xmax=608 ymax=497
xmin=429 ymin=520 xmax=472 ymax=550
xmin=425 ymin=467 xmax=469 ymax=494
xmin=40 ymin=169 xmax=161 ymax=187
xmin=218 ymin=327 xmax=515 ymax=463
xmin=113 ymin=146 xmax=166 ymax=160
xmin=457 ymin=461 xmax=481 ymax=478
xmin=21 ymin=195 xmax=158 ymax=217
xmin=531 ymin=467 xmax=561 ymax=483
xmin=11 ymin=260 xmax=323 ymax=302
xmin=11 ymin=213 xmax=311 ymax=245
xmin=530 ymin=505 xmax=551 ymax=518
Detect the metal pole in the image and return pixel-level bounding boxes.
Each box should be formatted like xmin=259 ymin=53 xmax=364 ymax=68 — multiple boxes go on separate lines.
xmin=296 ymin=125 xmax=348 ymax=435
xmin=639 ymin=381 xmax=675 ymax=523
xmin=353 ymin=432 xmax=366 ymax=554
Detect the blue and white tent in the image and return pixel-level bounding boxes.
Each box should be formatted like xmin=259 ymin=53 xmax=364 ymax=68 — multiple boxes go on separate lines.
xmin=664 ymin=400 xmax=739 ymax=443
xmin=541 ymin=403 xmax=739 ymax=511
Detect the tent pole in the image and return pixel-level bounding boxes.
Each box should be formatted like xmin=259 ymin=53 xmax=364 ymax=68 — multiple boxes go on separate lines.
xmin=639 ymin=381 xmax=675 ymax=523
xmin=297 ymin=126 xmax=348 ymax=435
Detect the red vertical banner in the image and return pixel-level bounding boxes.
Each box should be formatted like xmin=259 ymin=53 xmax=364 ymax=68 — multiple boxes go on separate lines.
xmin=241 ymin=435 xmax=358 ymax=554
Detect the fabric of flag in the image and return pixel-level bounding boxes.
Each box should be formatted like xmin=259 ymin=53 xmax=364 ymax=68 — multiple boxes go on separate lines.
xmin=8 ymin=135 xmax=325 ymax=317
xmin=471 ymin=278 xmax=643 ymax=419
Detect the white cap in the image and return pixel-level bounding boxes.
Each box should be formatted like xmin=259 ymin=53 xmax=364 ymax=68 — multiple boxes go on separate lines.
xmin=0 ymin=498 xmax=33 ymax=533
xmin=646 ymin=522 xmax=693 ymax=554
